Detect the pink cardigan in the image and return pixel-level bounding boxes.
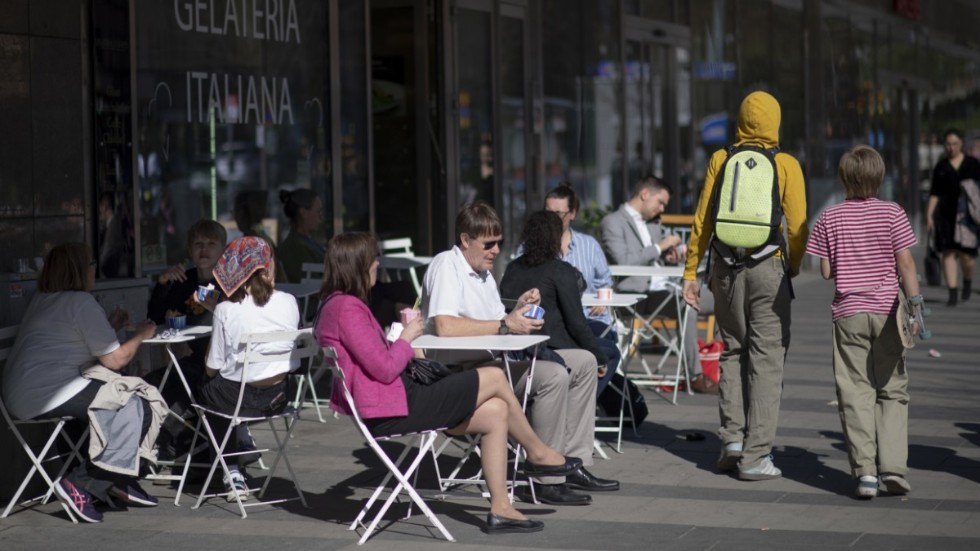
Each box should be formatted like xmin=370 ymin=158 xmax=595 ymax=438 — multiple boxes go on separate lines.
xmin=314 ymin=292 xmax=413 ymax=419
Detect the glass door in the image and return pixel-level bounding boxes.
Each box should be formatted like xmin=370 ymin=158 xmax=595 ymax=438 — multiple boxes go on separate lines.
xmin=623 ymin=18 xmax=692 ymax=211
xmin=450 ymin=0 xmax=531 ymax=258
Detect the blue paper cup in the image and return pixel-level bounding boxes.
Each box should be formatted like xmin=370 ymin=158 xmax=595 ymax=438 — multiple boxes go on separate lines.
xmin=523 ymin=304 xmax=545 ymax=320
xmin=197 ymin=285 xmax=215 ymax=302
xmin=166 ymin=315 xmax=187 ymax=331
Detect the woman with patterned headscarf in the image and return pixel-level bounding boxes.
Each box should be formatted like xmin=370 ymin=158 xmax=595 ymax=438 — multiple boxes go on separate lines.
xmin=200 ymin=236 xmax=301 ymax=501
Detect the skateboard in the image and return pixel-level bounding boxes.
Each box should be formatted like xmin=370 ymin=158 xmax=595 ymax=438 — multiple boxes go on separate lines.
xmin=897 ymin=289 xmax=931 ymax=349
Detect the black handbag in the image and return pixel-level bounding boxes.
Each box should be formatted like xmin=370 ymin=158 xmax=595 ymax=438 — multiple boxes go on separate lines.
xmin=408 ymin=358 xmax=452 ymax=385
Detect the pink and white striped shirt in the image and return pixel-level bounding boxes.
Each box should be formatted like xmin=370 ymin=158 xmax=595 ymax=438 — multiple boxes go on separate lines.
xmin=806 ymin=198 xmax=917 ymax=321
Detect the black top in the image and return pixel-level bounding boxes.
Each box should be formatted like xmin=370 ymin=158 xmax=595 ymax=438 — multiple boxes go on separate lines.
xmin=931 ymin=155 xmax=980 ymax=216
xmin=499 ymin=258 xmax=609 ymax=365
xmin=147 ymin=270 xmax=224 ymax=363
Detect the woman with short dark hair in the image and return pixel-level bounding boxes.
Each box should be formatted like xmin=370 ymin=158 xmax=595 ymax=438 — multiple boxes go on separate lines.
xmin=2 ymin=242 xmax=159 ymax=523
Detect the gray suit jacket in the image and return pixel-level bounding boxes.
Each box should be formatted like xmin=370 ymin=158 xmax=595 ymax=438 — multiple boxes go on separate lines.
xmin=600 ymin=205 xmax=667 ymax=293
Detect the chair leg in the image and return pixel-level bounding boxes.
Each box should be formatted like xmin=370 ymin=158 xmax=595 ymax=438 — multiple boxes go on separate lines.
xmin=2 ymin=421 xmax=79 ymax=523
xmin=357 ymin=432 xmax=453 ymax=544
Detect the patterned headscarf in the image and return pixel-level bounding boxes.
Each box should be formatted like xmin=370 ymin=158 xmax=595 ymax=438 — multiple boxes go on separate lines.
xmin=213 ymin=236 xmax=272 ymax=297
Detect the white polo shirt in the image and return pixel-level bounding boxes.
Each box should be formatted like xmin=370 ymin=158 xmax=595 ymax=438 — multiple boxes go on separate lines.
xmin=421 ymin=246 xmax=505 ymax=364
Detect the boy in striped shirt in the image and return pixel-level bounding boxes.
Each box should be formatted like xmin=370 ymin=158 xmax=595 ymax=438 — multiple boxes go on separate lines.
xmin=806 ymin=145 xmax=921 ymax=499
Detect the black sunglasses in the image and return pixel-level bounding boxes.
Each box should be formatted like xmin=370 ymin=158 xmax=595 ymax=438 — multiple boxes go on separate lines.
xmin=470 ymin=236 xmax=503 ymax=251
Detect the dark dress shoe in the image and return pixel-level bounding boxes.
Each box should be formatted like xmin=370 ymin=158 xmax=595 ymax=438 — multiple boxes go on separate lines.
xmin=530 ymin=483 xmax=592 ymax=506
xmin=484 ymin=512 xmax=544 ymax=534
xmin=521 ymin=455 xmax=583 ymax=477
xmin=690 ymin=374 xmax=719 ymax=395
xmin=564 ymin=467 xmax=620 ymax=492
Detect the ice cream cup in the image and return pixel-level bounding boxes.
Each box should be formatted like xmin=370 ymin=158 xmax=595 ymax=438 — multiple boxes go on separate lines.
xmin=400 ymin=308 xmax=420 ymax=324
xmin=166 ymin=315 xmax=187 ymax=331
xmin=523 ymin=304 xmax=545 ymax=320
xmin=197 ymin=285 xmax=215 ymax=302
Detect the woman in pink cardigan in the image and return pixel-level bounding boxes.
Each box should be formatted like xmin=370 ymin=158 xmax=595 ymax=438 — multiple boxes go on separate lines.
xmin=314 ymin=232 xmax=580 ymax=535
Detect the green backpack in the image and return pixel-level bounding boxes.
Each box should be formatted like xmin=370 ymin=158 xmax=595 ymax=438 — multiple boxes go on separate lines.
xmin=710 ymin=143 xmax=783 ymax=262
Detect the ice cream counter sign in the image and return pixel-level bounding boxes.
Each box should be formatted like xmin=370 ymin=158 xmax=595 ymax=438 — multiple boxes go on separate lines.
xmin=171 ymin=0 xmax=304 ymax=126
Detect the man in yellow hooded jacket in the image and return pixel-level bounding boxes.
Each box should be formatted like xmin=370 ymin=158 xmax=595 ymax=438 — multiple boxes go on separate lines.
xmin=681 ymin=91 xmax=808 ymax=481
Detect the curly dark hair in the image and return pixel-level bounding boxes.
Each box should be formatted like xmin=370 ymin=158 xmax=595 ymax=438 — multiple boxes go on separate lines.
xmin=519 ymin=210 xmax=563 ymax=266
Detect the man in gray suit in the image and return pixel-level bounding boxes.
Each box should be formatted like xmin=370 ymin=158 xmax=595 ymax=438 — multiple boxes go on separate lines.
xmin=600 ymin=176 xmax=718 ymax=394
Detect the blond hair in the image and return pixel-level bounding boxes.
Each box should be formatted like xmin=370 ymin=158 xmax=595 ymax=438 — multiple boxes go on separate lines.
xmin=838 ymin=145 xmax=885 ymax=199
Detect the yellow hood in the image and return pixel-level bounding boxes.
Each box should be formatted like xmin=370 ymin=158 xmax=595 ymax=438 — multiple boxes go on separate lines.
xmin=735 ymin=91 xmax=780 ymax=148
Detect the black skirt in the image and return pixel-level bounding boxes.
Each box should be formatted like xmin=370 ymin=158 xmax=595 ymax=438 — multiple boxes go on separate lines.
xmin=934 ymin=214 xmax=979 ymax=255
xmin=364 ymin=369 xmax=479 ymax=437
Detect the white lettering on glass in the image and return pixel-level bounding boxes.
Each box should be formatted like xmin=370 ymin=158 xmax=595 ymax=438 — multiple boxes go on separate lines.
xmin=173 ymin=0 xmax=301 ymax=43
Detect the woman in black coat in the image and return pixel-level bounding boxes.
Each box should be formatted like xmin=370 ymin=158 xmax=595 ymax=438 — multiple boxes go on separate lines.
xmin=500 ymin=210 xmax=609 ymax=374
xmin=926 ymin=128 xmax=980 ymax=306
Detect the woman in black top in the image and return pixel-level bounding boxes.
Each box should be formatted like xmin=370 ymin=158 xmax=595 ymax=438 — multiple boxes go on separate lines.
xmin=500 ymin=210 xmax=609 ymax=372
xmin=927 ymin=128 xmax=980 ymax=305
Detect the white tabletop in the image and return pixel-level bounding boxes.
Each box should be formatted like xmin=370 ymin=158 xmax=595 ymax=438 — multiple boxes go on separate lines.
xmin=277 ymin=281 xmax=320 ymax=298
xmin=609 ymin=264 xmax=684 ymax=278
xmin=380 ymin=255 xmax=434 ymax=270
xmin=411 ymin=334 xmax=549 ymax=352
xmin=144 ymin=324 xmax=212 ymax=344
xmin=580 ymin=292 xmax=646 ymax=307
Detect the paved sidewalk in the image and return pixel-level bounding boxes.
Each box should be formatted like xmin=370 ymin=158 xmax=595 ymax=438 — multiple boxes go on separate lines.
xmin=2 ymin=272 xmax=980 ymax=550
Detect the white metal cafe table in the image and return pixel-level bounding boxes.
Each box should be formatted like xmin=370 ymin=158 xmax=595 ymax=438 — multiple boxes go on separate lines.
xmin=410 ymin=333 xmax=549 ymax=498
xmin=581 ymin=292 xmax=645 ymax=455
xmin=142 ymin=324 xmax=213 ymax=503
xmin=608 ymin=264 xmax=692 ymax=404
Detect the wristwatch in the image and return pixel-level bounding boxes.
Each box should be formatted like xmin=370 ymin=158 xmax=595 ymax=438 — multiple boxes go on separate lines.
xmin=498 ymin=319 xmax=510 ymax=335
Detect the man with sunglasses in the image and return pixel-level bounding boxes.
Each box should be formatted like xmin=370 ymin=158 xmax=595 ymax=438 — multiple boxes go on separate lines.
xmin=421 ymin=201 xmax=616 ymax=506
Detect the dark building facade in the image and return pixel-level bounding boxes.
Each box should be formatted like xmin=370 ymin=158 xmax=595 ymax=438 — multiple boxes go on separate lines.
xmin=2 ymin=0 xmax=980 ymax=291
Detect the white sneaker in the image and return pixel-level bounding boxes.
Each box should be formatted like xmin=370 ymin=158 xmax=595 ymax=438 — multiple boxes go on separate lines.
xmin=738 ymin=455 xmax=782 ymax=481
xmin=880 ymin=474 xmax=911 ymax=495
xmin=855 ymin=475 xmax=878 ymax=499
xmin=717 ymin=442 xmax=743 ymax=473
xmin=224 ymin=470 xmax=250 ymax=503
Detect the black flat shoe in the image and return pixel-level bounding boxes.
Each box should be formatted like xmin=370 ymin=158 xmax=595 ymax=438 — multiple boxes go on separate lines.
xmin=485 ymin=512 xmax=544 ymax=534
xmin=526 ymin=483 xmax=592 ymax=506
xmin=520 ymin=455 xmax=583 ymax=476
xmin=564 ymin=467 xmax=620 ymax=492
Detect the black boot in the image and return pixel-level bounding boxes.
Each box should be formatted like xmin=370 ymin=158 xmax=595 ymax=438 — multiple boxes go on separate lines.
xmin=963 ymin=279 xmax=972 ymax=302
xmin=947 ymin=288 xmax=958 ymax=307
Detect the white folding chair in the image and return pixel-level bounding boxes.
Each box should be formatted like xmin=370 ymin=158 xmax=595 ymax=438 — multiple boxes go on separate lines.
xmin=179 ymin=329 xmax=316 ymax=518
xmin=623 ymin=282 xmax=692 ymax=404
xmin=0 ymin=325 xmax=89 ymax=522
xmin=291 ymin=347 xmax=332 ymax=423
xmin=282 ymin=262 xmax=331 ymax=420
xmin=322 ymin=346 xmax=454 ymax=545
xmin=379 ymin=237 xmax=423 ymax=296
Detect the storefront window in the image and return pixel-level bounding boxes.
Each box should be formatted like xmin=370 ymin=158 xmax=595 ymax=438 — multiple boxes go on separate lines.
xmin=340 ymin=0 xmax=370 ymax=233
xmin=542 ymin=0 xmax=621 ymax=218
xmin=129 ymin=0 xmax=330 ymax=272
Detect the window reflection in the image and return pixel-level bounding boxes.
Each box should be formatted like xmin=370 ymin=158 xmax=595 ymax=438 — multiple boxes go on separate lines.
xmin=130 ymin=1 xmax=330 ymax=273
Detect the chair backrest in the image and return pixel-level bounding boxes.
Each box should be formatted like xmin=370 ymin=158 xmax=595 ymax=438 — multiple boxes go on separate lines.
xmin=380 ymin=237 xmax=414 ymax=257
xmin=232 ymin=329 xmax=320 ymax=418
xmin=319 ymin=346 xmax=363 ymax=423
xmin=0 ymin=324 xmax=18 ymax=365
xmin=302 ymin=262 xmax=324 ymax=281
xmin=0 ymin=325 xmax=20 ymax=422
